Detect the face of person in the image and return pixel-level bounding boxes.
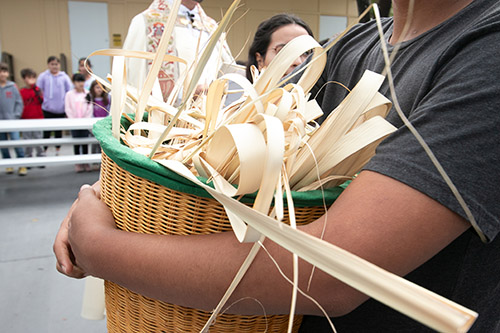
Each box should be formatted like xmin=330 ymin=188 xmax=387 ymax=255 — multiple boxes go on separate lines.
xmin=23 ymin=76 xmax=37 ymax=86
xmin=48 ymin=60 xmax=60 ymax=75
xmin=0 ymin=70 xmax=9 ymax=83
xmin=78 ymin=60 xmax=86 ymax=74
xmin=256 ymin=24 xmax=310 ymax=76
xmin=74 ymin=80 xmax=85 ymax=91
xmin=93 ymin=84 xmax=103 ymax=97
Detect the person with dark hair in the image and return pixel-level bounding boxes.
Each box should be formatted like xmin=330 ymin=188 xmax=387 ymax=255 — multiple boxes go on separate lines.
xmin=0 ymin=62 xmax=26 ymax=175
xmin=86 ymin=80 xmax=110 ymax=170
xmin=78 ymin=57 xmax=94 ymax=91
xmin=65 ymin=73 xmax=93 ymax=173
xmin=246 ymin=13 xmax=314 ymax=82
xmin=19 ymin=68 xmax=45 ymax=161
xmin=36 ymin=56 xmax=72 ymax=155
xmin=85 ymin=80 xmax=109 ymax=118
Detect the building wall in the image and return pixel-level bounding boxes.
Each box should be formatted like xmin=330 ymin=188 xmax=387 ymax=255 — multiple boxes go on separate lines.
xmin=0 ymin=0 xmax=358 ymax=84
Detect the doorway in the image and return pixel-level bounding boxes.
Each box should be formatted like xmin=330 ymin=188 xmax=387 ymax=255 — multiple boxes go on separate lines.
xmin=68 ymin=1 xmax=110 ymax=79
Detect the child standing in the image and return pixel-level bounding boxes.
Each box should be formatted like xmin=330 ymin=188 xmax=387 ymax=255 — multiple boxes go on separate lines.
xmin=86 ymin=80 xmax=110 ymax=118
xmin=86 ymin=80 xmax=110 ymax=170
xmin=78 ymin=57 xmax=94 ymax=92
xmin=19 ymin=68 xmax=45 ymax=160
xmin=65 ymin=73 xmax=93 ymax=173
xmin=36 ymin=56 xmax=72 ymax=155
xmin=0 ymin=62 xmax=27 ymax=176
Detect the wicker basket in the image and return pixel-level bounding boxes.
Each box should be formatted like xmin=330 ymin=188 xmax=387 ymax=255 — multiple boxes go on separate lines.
xmin=94 ymin=117 xmax=344 ymax=332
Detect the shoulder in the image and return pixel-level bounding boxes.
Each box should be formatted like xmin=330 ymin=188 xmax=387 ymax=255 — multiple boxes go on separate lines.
xmin=198 ymin=4 xmax=218 ymax=29
xmin=37 ymin=70 xmax=49 ymax=79
xmin=129 ymin=12 xmax=146 ymax=27
xmin=8 ymin=82 xmax=20 ymax=92
xmin=36 ymin=72 xmax=49 ymax=85
xmin=441 ymin=0 xmax=500 ymax=51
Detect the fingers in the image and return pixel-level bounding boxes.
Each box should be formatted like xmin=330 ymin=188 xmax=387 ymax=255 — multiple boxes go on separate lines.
xmin=79 ymin=183 xmax=95 ymax=196
xmin=53 ymin=200 xmax=76 ymax=275
xmin=78 ymin=184 xmax=100 ymax=203
xmin=54 ymin=183 xmax=103 ymax=279
xmin=55 ymin=252 xmax=86 ymax=279
xmin=53 ymin=198 xmax=89 ymax=279
xmin=54 ymin=227 xmax=85 ymax=278
xmin=92 ymin=180 xmax=102 ymax=198
xmin=55 ymin=181 xmax=112 ymax=279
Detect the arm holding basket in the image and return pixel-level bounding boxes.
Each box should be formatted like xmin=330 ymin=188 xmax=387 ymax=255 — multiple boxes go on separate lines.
xmin=54 ymin=171 xmax=470 ymax=316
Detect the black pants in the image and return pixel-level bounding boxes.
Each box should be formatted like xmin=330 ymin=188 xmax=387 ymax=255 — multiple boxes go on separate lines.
xmin=71 ymin=129 xmax=90 ymax=155
xmin=42 ymin=110 xmax=66 ymax=150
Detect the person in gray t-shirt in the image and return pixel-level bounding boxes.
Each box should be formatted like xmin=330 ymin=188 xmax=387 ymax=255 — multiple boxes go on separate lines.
xmin=54 ymin=1 xmax=499 ymax=332
xmin=301 ymin=0 xmax=500 ymax=331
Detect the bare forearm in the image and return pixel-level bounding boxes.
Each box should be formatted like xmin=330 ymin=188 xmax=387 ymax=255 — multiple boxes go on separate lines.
xmin=66 ymin=171 xmax=470 ymax=318
xmin=65 ymin=185 xmax=359 ymax=315
xmin=80 ymin=228 xmax=245 ymax=311
xmin=77 ymin=222 xmax=360 ymax=316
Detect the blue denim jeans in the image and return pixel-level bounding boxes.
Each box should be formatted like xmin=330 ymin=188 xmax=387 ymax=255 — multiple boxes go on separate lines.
xmin=0 ymin=132 xmax=25 ymax=159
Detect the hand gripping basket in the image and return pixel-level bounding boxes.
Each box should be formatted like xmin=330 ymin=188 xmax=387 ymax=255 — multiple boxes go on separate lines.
xmin=94 ymin=117 xmax=345 ymax=332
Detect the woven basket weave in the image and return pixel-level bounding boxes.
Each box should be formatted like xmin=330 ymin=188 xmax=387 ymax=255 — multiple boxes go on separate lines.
xmin=93 ymin=115 xmax=344 ymax=332
xmin=100 ymin=152 xmax=332 ymax=332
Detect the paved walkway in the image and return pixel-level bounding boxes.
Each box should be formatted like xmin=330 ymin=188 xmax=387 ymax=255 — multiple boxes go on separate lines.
xmin=0 ymin=146 xmax=107 ymax=332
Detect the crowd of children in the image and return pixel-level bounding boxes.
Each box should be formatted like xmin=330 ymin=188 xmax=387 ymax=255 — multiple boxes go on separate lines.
xmin=0 ymin=56 xmax=110 ymax=175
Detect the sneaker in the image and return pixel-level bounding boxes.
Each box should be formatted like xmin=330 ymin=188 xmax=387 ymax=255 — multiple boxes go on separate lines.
xmin=84 ymin=164 xmax=92 ymax=172
xmin=6 ymin=167 xmax=14 ymax=174
xmin=92 ymin=163 xmax=100 ymax=171
xmin=75 ymin=164 xmax=84 ymax=173
xmin=18 ymin=167 xmax=28 ymax=176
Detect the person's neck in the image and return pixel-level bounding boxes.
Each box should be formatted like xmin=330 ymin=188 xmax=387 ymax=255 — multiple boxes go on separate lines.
xmin=181 ymin=0 xmax=197 ymax=11
xmin=0 ymin=80 xmax=7 ymax=87
xmin=390 ymin=0 xmax=474 ymax=44
xmin=75 ymin=87 xmax=85 ymax=93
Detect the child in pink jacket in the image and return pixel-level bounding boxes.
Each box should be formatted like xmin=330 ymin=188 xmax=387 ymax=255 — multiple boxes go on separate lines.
xmin=65 ymin=73 xmax=93 ymax=172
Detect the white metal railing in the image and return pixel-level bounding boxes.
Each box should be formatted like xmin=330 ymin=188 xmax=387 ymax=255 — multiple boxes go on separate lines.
xmin=0 ymin=137 xmax=98 ymax=148
xmin=0 ymin=118 xmax=102 ymax=168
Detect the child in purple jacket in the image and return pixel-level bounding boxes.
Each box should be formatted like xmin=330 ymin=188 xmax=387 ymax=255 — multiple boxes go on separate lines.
xmin=36 ymin=56 xmax=72 ymax=155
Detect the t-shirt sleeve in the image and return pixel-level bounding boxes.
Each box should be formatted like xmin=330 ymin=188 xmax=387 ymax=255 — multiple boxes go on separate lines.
xmin=364 ymin=31 xmax=500 ymax=242
xmin=13 ymin=86 xmax=24 ymax=118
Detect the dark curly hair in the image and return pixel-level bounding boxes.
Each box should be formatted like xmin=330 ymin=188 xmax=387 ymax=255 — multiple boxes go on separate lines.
xmin=20 ymin=68 xmax=37 ymax=79
xmin=246 ymin=13 xmax=313 ymax=82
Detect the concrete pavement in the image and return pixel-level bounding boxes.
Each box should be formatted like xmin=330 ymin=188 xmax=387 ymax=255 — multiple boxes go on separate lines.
xmin=0 ymin=146 xmax=107 ymax=333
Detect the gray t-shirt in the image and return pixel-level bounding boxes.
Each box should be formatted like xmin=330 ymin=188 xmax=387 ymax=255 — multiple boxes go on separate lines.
xmin=301 ymin=0 xmax=500 ymax=331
